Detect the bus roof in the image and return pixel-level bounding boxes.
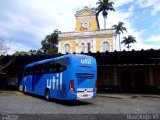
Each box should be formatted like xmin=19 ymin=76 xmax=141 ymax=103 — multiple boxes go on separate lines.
xmin=25 ymin=54 xmax=94 ymax=68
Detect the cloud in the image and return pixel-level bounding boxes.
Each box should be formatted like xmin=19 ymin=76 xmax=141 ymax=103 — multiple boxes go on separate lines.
xmin=0 ymin=0 xmax=100 ymax=54
xmin=103 ymin=2 xmax=159 ymax=51
xmin=0 ymin=0 xmax=160 ymax=54
xmin=151 ymin=17 xmax=160 ymax=28
xmin=101 ymin=1 xmax=160 ymax=51
xmin=145 ymin=35 xmax=160 ymax=42
xmin=113 ymin=0 xmax=134 ymax=8
xmin=9 ymin=42 xmax=33 ymax=55
xmin=151 ymin=4 xmax=160 ymax=16
xmin=136 ymin=0 xmax=159 ymax=7
xmin=136 ymin=0 xmax=160 ymax=16
xmin=0 ymin=0 xmax=61 ymax=54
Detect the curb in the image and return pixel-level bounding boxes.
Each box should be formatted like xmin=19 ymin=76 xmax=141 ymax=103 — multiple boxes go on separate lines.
xmin=13 ymin=91 xmax=24 ymax=95
xmin=0 ymin=91 xmax=24 ymax=96
xmin=97 ymin=94 xmax=127 ymax=99
xmin=141 ymin=95 xmax=160 ymax=99
xmin=97 ymin=94 xmax=160 ymax=99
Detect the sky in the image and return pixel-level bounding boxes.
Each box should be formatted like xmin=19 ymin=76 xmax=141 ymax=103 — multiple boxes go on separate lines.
xmin=0 ymin=0 xmax=160 ymax=54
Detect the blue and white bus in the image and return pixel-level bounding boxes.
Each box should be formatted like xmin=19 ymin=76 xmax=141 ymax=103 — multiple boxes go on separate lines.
xmin=19 ymin=54 xmax=97 ymax=100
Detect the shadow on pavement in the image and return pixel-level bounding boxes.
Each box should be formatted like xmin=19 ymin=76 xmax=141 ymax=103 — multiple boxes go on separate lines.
xmin=24 ymin=92 xmax=92 ymax=106
xmin=50 ymin=99 xmax=92 ymax=106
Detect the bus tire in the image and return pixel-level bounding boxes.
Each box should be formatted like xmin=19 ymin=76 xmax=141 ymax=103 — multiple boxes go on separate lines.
xmin=45 ymin=89 xmax=50 ymax=101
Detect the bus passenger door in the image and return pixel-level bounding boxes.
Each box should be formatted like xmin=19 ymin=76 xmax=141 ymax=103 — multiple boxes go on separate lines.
xmin=31 ymin=65 xmax=41 ymax=93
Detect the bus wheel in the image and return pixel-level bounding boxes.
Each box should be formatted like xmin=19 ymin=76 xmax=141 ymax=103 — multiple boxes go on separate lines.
xmin=45 ymin=89 xmax=50 ymax=101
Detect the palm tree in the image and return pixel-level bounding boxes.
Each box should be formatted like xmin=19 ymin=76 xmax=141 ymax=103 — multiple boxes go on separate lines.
xmin=121 ymin=35 xmax=136 ymax=51
xmin=96 ymin=0 xmax=115 ymax=29
xmin=112 ymin=22 xmax=127 ymax=51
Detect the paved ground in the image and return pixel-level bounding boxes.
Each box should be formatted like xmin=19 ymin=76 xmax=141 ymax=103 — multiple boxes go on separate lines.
xmin=0 ymin=91 xmax=160 ymax=119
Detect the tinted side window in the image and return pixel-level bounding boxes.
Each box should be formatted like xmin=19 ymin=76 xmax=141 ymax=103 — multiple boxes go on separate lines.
xmin=48 ymin=58 xmax=69 ymax=73
xmin=56 ymin=58 xmax=69 ymax=67
xmin=41 ymin=64 xmax=48 ymax=74
xmin=34 ymin=65 xmax=41 ymax=74
xmin=24 ymin=66 xmax=34 ymax=75
xmin=56 ymin=63 xmax=66 ymax=73
xmin=49 ymin=62 xmax=56 ymax=73
xmin=24 ymin=58 xmax=70 ymax=75
xmin=55 ymin=58 xmax=69 ymax=73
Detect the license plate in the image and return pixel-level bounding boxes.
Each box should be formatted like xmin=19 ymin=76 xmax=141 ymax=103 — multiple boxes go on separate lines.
xmin=83 ymin=94 xmax=88 ymax=97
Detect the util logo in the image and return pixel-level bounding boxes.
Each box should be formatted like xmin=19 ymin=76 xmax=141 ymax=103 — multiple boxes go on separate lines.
xmin=81 ymin=58 xmax=91 ymax=64
xmin=46 ymin=73 xmax=62 ymax=90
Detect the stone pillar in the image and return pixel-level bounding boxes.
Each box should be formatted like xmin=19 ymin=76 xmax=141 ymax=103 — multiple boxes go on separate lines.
xmin=58 ymin=42 xmax=61 ymax=53
xmin=149 ymin=67 xmax=154 ymax=86
xmin=112 ymin=36 xmax=116 ymax=51
xmin=93 ymin=38 xmax=96 ymax=53
xmin=76 ymin=39 xmax=79 ymax=53
xmin=114 ymin=68 xmax=118 ymax=86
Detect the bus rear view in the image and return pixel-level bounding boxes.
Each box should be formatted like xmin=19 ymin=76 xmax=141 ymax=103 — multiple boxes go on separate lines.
xmin=19 ymin=54 xmax=97 ymax=101
xmin=68 ymin=54 xmax=97 ymax=100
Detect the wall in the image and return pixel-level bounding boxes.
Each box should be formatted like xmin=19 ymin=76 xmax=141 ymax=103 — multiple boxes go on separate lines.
xmin=97 ymin=65 xmax=160 ymax=93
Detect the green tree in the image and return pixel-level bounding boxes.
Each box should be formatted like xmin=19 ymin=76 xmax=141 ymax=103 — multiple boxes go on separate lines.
xmin=36 ymin=49 xmax=44 ymax=55
xmin=96 ymin=0 xmax=115 ymax=29
xmin=28 ymin=49 xmax=37 ymax=55
xmin=41 ymin=29 xmax=60 ymax=54
xmin=13 ymin=49 xmax=44 ymax=56
xmin=121 ymin=35 xmax=136 ymax=51
xmin=13 ymin=51 xmax=30 ymax=56
xmin=112 ymin=22 xmax=127 ymax=51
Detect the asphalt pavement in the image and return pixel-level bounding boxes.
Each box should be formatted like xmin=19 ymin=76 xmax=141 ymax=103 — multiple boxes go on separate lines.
xmin=0 ymin=91 xmax=159 ymax=120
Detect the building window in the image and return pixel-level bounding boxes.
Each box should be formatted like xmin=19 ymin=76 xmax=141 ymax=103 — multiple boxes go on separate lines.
xmin=102 ymin=42 xmax=109 ymax=52
xmin=87 ymin=43 xmax=91 ymax=53
xmin=81 ymin=43 xmax=85 ymax=53
xmin=64 ymin=44 xmax=70 ymax=53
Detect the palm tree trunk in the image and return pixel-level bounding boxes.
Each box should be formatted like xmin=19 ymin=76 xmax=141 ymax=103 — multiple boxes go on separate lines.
xmin=104 ymin=16 xmax=106 ymax=29
xmin=119 ymin=34 xmax=121 ymax=51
